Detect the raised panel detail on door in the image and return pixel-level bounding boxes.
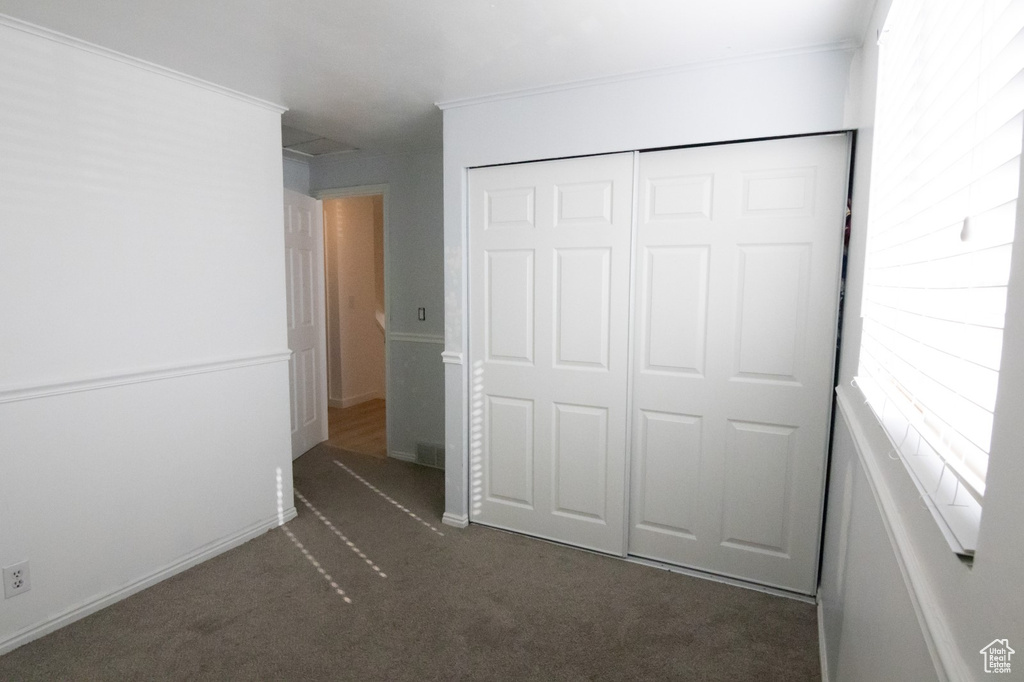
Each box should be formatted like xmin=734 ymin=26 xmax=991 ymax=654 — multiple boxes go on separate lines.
xmin=288 ymin=355 xmax=298 ymax=431
xmin=486 ymin=250 xmax=534 ymax=364
xmin=632 ymin=410 xmax=702 ymax=538
xmin=735 ymin=244 xmax=809 ymax=382
xmin=486 ymin=396 xmax=535 ymax=508
xmin=646 ymin=175 xmax=713 ymax=221
xmin=556 ymin=181 xmax=612 ymax=226
xmin=285 ymin=246 xmax=296 ymax=330
xmin=643 ymin=247 xmax=709 ymax=375
xmin=298 ymin=347 xmax=316 ymax=426
xmin=555 ymin=248 xmax=611 ymax=369
xmin=298 ymin=248 xmax=314 ymax=327
xmin=553 ymin=404 xmax=608 ymax=521
xmin=295 ymin=204 xmax=313 ymax=237
xmin=721 ymin=420 xmax=796 ymax=557
xmin=743 ymin=167 xmax=816 ymax=216
xmin=487 ymin=187 xmax=535 ymax=229
xmin=470 ymin=152 xmax=633 ymax=555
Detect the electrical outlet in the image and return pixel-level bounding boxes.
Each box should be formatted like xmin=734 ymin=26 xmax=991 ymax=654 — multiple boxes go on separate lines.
xmin=3 ymin=561 xmax=31 ymax=598
xmin=417 ymin=307 xmax=426 ymax=321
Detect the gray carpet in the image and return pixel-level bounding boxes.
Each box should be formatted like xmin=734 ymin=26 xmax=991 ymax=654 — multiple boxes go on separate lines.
xmin=0 ymin=444 xmax=821 ymax=681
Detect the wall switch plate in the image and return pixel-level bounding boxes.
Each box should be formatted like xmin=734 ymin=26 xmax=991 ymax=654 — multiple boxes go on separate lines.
xmin=3 ymin=561 xmax=30 ymax=598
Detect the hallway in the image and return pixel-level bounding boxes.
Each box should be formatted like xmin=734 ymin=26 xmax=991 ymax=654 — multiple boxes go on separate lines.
xmin=327 ymin=399 xmax=386 ymax=457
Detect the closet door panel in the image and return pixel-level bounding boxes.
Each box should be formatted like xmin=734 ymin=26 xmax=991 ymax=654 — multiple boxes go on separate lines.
xmin=469 ymin=153 xmax=633 ymax=555
xmin=632 ymin=410 xmax=703 ymax=538
xmin=629 ymin=134 xmax=849 ymax=595
xmin=642 ymin=246 xmax=710 ymax=375
xmin=485 ymin=249 xmax=535 ymax=364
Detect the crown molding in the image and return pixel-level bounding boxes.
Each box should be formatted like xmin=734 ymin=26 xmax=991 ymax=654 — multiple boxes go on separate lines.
xmin=308 ymin=144 xmax=443 ymax=168
xmin=436 ymin=40 xmax=859 ymax=111
xmin=283 ymin=149 xmax=313 ymax=164
xmin=0 ymin=13 xmax=286 ymax=114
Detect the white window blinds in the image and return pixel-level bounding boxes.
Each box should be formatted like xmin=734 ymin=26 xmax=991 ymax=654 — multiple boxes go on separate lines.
xmin=858 ymin=0 xmax=1024 ymax=554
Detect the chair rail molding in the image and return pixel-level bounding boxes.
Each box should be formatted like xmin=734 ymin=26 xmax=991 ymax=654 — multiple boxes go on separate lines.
xmin=389 ymin=332 xmax=444 ymax=344
xmin=0 ymin=351 xmax=292 ymax=404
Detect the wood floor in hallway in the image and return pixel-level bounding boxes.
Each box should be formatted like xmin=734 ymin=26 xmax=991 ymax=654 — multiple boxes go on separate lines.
xmin=328 ymin=399 xmax=386 ymax=457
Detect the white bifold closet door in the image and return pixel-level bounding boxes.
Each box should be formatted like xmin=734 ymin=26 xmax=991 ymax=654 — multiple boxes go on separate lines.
xmin=468 ymin=153 xmax=634 ymax=554
xmin=468 ymin=134 xmax=848 ymax=594
xmin=628 ymin=135 xmax=848 ymax=594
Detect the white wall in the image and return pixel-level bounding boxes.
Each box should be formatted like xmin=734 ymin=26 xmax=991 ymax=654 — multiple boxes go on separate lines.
xmin=324 ymin=195 xmax=386 ymax=407
xmin=819 ymin=1 xmax=1024 ymax=679
xmin=310 ymin=150 xmax=445 ymax=462
xmin=283 ymin=155 xmax=311 ymax=195
xmin=0 ymin=18 xmax=294 ymax=653
xmin=440 ymin=47 xmax=856 ymax=524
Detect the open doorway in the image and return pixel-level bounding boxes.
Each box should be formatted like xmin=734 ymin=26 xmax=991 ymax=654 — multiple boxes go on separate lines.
xmin=322 ymin=192 xmax=387 ymax=457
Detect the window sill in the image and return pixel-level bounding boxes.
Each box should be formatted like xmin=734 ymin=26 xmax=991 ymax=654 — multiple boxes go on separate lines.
xmin=852 ymin=377 xmax=982 ymax=556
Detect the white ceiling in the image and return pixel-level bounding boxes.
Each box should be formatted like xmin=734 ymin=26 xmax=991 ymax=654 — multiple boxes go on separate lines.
xmin=0 ymin=0 xmax=873 ymax=154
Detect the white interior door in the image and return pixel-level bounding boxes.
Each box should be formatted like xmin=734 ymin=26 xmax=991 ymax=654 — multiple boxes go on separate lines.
xmin=469 ymin=153 xmax=634 ymax=554
xmin=284 ymin=189 xmax=328 ymax=459
xmin=627 ymin=134 xmax=849 ymax=594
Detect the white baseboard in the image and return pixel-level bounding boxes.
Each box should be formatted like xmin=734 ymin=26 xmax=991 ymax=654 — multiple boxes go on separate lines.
xmin=817 ymin=595 xmax=830 ymax=682
xmin=442 ymin=512 xmax=469 ymax=528
xmin=388 ymin=450 xmax=445 ymax=470
xmin=623 ymin=554 xmax=815 ymax=603
xmin=0 ymin=506 xmax=297 ymax=657
xmin=328 ymin=397 xmax=345 ymax=409
xmin=340 ymin=391 xmax=385 ymax=408
xmin=389 ymin=449 xmax=416 ymax=463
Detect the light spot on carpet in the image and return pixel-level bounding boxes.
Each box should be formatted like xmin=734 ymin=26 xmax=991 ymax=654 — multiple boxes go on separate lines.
xmin=332 ymin=459 xmax=445 ymax=537
xmin=281 ymin=524 xmax=352 ymax=603
xmin=294 ymin=489 xmax=388 ymax=579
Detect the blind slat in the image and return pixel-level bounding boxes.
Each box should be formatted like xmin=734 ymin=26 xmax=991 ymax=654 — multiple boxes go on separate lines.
xmin=862 ymin=318 xmax=1001 ymax=409
xmin=867 ymin=242 xmax=1013 ymax=288
xmin=864 ymin=284 xmax=1008 ymax=327
xmin=868 ymin=199 xmax=1017 ymax=270
xmin=864 ymin=303 xmax=1005 ymax=369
